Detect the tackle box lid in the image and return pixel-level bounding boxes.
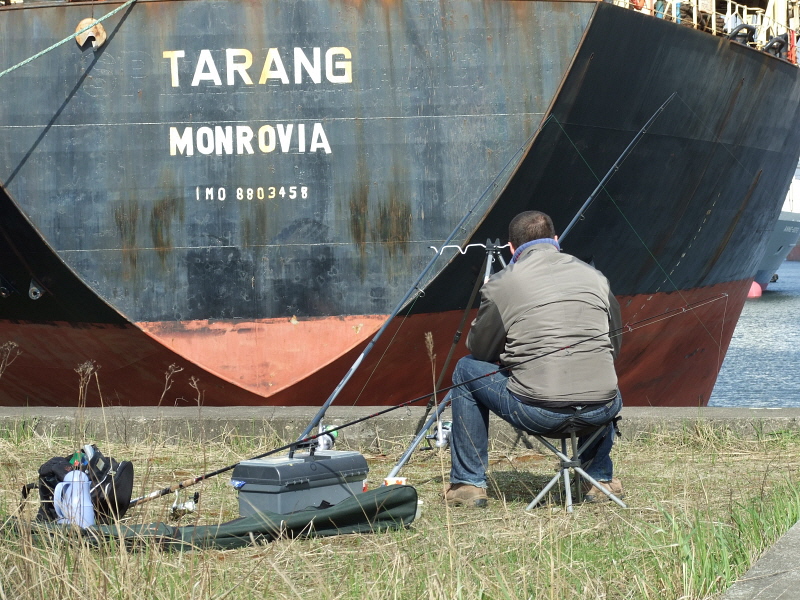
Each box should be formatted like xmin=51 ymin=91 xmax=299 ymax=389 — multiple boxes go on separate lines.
xmin=231 ymin=450 xmax=368 ymax=487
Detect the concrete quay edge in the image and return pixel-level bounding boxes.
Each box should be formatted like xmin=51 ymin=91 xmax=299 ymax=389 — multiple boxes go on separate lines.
xmin=0 ymin=405 xmax=798 ymax=448
xmin=720 ymin=520 xmax=800 ymax=600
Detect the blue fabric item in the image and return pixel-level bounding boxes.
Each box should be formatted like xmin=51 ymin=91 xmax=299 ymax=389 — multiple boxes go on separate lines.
xmin=448 ymin=355 xmax=621 ymax=487
xmin=510 ymin=238 xmax=560 ymax=263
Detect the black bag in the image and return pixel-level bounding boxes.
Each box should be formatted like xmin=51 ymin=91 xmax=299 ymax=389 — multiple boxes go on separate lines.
xmin=33 ymin=456 xmax=73 ymax=521
xmin=85 ymin=446 xmax=135 ymax=524
xmin=25 ymin=445 xmax=134 ymax=525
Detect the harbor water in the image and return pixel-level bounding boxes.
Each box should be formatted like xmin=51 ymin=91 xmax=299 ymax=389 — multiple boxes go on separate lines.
xmin=709 ymin=261 xmax=800 ymax=407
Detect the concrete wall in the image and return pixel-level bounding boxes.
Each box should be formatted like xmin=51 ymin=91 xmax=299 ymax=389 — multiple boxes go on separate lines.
xmin=1 ymin=406 xmax=798 ymax=450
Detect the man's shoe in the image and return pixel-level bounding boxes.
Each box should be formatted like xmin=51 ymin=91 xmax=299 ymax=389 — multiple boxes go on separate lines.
xmin=443 ymin=483 xmax=489 ymax=508
xmin=582 ymin=477 xmax=624 ymax=503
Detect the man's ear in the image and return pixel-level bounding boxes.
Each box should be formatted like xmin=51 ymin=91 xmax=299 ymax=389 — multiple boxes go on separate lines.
xmin=508 ymin=242 xmax=515 ymax=253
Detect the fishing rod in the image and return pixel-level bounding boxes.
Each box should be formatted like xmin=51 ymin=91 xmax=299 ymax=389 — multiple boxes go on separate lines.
xmin=129 ymin=294 xmax=724 ymax=508
xmin=297 ymin=125 xmax=547 ymax=440
xmin=408 ymin=93 xmax=676 ymax=438
xmin=560 ymin=91 xmax=676 ymax=241
xmin=302 ymin=93 xmax=676 ymax=441
xmin=413 ymin=239 xmax=507 ymax=433
xmin=132 ymin=95 xmax=681 ymax=507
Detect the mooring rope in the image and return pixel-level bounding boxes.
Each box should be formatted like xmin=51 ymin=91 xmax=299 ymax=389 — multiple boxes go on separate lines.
xmin=0 ymin=0 xmax=138 ymax=81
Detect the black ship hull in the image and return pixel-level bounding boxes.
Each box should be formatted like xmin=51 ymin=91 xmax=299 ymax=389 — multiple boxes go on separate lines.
xmin=0 ymin=0 xmax=798 ymax=407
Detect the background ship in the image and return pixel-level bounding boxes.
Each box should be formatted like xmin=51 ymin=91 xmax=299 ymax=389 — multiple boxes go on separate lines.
xmin=0 ymin=0 xmax=799 ymax=408
xmin=750 ymin=162 xmax=800 ymax=296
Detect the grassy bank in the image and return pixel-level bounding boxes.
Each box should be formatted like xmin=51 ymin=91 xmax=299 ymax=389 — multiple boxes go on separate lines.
xmin=0 ymin=424 xmax=799 ymax=599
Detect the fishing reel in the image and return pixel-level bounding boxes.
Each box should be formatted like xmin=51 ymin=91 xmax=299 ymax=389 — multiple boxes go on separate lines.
xmin=316 ymin=425 xmax=338 ymax=451
xmin=425 ymin=420 xmax=452 ymax=449
xmin=170 ymin=491 xmax=200 ymax=520
xmin=287 ymin=425 xmax=338 ymax=458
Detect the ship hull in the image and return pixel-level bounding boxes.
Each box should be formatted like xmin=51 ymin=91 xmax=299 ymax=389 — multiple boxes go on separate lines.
xmin=752 ymin=211 xmax=800 ymax=291
xmin=753 ymin=163 xmax=800 ymax=290
xmin=1 ymin=1 xmax=799 ymax=407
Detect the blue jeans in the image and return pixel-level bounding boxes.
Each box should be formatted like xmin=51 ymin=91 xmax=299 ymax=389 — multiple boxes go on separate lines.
xmin=448 ymin=355 xmax=622 ymax=488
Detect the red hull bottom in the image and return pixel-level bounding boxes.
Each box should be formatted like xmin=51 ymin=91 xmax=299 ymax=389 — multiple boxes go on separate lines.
xmin=0 ymin=280 xmax=746 ymax=408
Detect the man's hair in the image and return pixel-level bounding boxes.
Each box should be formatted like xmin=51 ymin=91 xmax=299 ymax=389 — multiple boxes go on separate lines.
xmin=508 ymin=211 xmax=556 ymax=248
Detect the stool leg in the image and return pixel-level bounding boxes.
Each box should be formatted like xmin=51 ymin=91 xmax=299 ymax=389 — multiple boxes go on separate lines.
xmin=563 ymin=464 xmax=573 ymax=512
xmin=534 ymin=435 xmax=568 ymax=459
xmin=561 ymin=437 xmax=573 ymax=512
xmin=576 ymin=424 xmax=609 ymax=457
xmin=530 ymin=421 xmax=623 ymax=512
xmin=574 ymin=467 xmax=627 ymax=508
xmin=572 ymin=432 xmax=584 ymax=504
xmin=529 ymin=431 xmax=623 ymax=511
xmin=527 ymin=435 xmax=572 ymax=511
xmin=526 ymin=471 xmax=564 ymax=510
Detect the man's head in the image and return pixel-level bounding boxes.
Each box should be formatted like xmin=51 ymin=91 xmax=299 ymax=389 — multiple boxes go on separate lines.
xmin=508 ymin=211 xmax=556 ymax=249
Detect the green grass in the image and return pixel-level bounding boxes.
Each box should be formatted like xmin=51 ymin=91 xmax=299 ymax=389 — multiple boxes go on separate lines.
xmin=0 ymin=426 xmax=798 ymax=600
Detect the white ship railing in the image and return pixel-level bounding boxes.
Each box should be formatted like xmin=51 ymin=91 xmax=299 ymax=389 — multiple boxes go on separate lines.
xmin=610 ymin=0 xmax=799 ymax=62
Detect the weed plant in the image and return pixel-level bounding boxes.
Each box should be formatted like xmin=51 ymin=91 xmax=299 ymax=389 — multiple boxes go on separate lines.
xmin=0 ymin=424 xmax=798 ymax=600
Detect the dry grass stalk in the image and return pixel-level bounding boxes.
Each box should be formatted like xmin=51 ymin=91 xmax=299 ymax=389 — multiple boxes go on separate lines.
xmin=0 ymin=422 xmax=798 ymax=599
xmin=0 ymin=341 xmax=21 ymax=380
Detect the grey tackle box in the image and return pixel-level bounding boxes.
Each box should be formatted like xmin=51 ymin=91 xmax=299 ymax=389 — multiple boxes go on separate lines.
xmin=230 ymin=449 xmax=369 ymax=515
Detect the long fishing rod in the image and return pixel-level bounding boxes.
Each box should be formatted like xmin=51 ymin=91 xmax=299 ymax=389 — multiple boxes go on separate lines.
xmin=408 ymin=93 xmax=676 ymax=437
xmin=297 ymin=126 xmax=546 ymax=441
xmin=303 ymin=94 xmax=676 ymax=441
xmin=413 ymin=240 xmax=507 ymax=432
xmin=560 ymin=91 xmax=675 ymax=241
xmin=129 ymin=294 xmax=724 ymax=508
xmin=132 ymin=95 xmax=682 ymax=508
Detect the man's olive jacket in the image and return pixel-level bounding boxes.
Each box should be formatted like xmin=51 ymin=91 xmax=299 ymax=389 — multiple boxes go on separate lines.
xmin=467 ymin=242 xmax=621 ymax=405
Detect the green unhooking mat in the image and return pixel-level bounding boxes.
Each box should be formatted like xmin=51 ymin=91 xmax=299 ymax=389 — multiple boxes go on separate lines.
xmin=9 ymin=485 xmax=418 ymax=551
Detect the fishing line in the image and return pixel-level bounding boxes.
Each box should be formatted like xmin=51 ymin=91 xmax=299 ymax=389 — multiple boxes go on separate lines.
xmin=715 ymin=287 xmax=731 ymax=384
xmin=435 ymin=292 xmax=729 ymax=407
xmin=549 ymin=95 xmax=745 ymax=350
xmin=671 ymin=93 xmax=752 ymax=174
xmin=664 ymin=91 xmax=764 ymax=361
xmin=299 ymin=115 xmax=561 ymax=438
xmin=355 ymin=99 xmax=673 ymax=432
xmin=129 ymin=293 xmax=726 ymax=508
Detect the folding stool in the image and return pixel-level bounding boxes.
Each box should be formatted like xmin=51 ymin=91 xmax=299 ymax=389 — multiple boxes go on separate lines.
xmin=525 ymin=416 xmax=626 ymax=512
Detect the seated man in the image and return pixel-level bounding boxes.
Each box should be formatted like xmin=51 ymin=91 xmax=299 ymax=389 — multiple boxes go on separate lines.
xmin=444 ymin=210 xmax=623 ymax=508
